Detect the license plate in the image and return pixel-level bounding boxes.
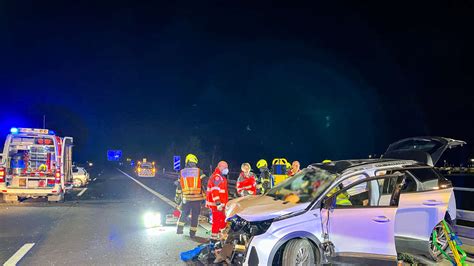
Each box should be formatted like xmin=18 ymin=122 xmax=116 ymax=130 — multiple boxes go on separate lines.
xmin=19 ymin=179 xmax=26 ymax=187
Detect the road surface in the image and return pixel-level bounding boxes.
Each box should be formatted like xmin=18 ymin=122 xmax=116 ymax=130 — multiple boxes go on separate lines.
xmin=0 ymin=166 xmax=208 ymax=265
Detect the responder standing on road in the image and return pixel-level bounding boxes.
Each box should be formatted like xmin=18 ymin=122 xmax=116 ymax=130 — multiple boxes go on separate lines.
xmin=288 ymin=160 xmax=302 ymax=177
xmin=256 ymin=159 xmax=274 ymax=194
xmin=236 ymin=163 xmax=257 ymax=196
xmin=176 ymin=154 xmax=207 ymax=238
xmin=206 ymin=161 xmax=229 ymax=241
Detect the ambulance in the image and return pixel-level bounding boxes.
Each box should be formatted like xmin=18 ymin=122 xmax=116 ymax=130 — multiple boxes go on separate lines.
xmin=0 ymin=127 xmax=74 ymax=202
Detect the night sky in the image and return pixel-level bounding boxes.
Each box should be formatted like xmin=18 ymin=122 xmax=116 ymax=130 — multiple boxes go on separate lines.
xmin=1 ymin=1 xmax=473 ymax=169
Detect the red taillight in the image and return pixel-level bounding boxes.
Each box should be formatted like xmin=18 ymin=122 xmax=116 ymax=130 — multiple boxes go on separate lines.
xmin=0 ymin=167 xmax=5 ymax=183
xmin=55 ymin=172 xmax=61 ymax=184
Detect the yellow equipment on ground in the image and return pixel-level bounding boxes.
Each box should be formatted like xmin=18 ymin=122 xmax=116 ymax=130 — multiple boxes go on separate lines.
xmin=434 ymin=220 xmax=468 ymax=265
xmin=272 ymin=158 xmax=289 ymax=185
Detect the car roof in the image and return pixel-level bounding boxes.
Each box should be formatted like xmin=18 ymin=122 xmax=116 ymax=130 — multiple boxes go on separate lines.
xmin=309 ymin=159 xmax=422 ymax=174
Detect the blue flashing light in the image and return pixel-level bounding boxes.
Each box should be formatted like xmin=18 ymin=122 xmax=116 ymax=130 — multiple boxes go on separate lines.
xmin=48 ymin=130 xmax=56 ymax=135
xmin=10 ymin=127 xmax=19 ymax=134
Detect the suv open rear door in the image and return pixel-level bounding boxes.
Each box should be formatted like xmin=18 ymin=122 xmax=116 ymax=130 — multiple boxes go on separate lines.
xmin=383 ymin=137 xmax=466 ymax=166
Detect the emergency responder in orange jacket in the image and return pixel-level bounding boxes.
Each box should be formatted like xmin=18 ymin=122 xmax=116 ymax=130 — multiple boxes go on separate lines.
xmin=236 ymin=163 xmax=257 ymax=196
xmin=206 ymin=161 xmax=229 ymax=240
xmin=176 ymin=154 xmax=207 ymax=237
xmin=287 ymin=160 xmax=302 ymax=177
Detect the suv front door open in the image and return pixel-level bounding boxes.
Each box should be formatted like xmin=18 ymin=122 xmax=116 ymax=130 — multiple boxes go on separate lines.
xmin=322 ymin=174 xmax=404 ymax=262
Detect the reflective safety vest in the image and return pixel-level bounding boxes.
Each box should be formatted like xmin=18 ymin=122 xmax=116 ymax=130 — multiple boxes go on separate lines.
xmin=336 ymin=192 xmax=352 ymax=206
xmin=180 ymin=167 xmax=205 ymax=201
xmin=258 ymin=168 xmax=274 ymax=194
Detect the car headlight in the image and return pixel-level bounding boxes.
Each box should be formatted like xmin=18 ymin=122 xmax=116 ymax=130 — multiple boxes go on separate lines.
xmin=228 ymin=216 xmax=272 ymax=237
xmin=248 ymin=220 xmax=272 ymax=236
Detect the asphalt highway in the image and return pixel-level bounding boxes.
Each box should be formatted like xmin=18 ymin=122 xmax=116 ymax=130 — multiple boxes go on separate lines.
xmin=0 ymin=166 xmax=207 ymax=265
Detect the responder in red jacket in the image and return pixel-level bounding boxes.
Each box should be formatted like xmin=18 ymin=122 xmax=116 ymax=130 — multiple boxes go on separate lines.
xmin=206 ymin=161 xmax=229 ymax=240
xmin=236 ymin=162 xmax=257 ymax=196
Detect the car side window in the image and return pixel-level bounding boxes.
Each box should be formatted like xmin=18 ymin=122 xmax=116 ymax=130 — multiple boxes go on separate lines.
xmin=407 ymin=168 xmax=444 ymax=191
xmin=400 ymin=175 xmax=417 ymax=193
xmin=377 ymin=169 xmax=418 ymax=193
xmin=333 ymin=176 xmax=402 ymax=208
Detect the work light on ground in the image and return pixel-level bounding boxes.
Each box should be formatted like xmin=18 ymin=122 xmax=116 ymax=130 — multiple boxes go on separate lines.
xmin=143 ymin=212 xmax=162 ymax=228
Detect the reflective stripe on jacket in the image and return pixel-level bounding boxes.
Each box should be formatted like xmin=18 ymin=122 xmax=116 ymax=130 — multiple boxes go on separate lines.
xmin=179 ymin=167 xmax=205 ymax=201
xmin=206 ymin=169 xmax=228 ymax=210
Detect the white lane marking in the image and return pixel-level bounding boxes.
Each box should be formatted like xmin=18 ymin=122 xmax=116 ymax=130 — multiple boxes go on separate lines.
xmin=4 ymin=243 xmax=35 ymax=266
xmin=93 ymin=178 xmax=97 ymax=181
xmin=77 ymin=188 xmax=88 ymax=197
xmin=117 ymin=169 xmax=177 ymax=208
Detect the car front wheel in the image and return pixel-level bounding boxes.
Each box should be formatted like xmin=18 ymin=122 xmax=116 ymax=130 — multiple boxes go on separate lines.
xmin=282 ymin=239 xmax=317 ymax=266
xmin=428 ymin=221 xmax=450 ymax=261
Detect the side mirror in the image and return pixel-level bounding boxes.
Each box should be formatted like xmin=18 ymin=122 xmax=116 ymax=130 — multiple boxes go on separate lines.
xmin=322 ymin=196 xmax=336 ymax=210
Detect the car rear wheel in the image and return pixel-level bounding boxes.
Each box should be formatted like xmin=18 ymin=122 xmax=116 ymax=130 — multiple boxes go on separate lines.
xmin=428 ymin=222 xmax=449 ymax=261
xmin=282 ymin=239 xmax=317 ymax=266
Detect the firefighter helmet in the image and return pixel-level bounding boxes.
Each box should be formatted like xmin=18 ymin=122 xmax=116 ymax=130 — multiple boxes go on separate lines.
xmin=256 ymin=159 xmax=267 ymax=169
xmin=185 ymin=154 xmax=198 ymax=164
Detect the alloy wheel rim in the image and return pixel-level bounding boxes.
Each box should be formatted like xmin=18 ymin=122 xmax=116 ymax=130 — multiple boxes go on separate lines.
xmin=295 ymin=246 xmax=309 ymax=265
xmin=430 ymin=224 xmax=448 ymax=254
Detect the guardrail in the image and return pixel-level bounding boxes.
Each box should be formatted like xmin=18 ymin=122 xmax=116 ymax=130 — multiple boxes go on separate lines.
xmin=162 ymin=170 xmax=239 ymax=197
xmin=448 ymin=173 xmax=474 ymax=245
xmin=163 ymin=170 xmax=239 ymax=184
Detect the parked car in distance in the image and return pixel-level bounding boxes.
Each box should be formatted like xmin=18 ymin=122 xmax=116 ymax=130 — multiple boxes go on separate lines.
xmin=72 ymin=166 xmax=89 ymax=187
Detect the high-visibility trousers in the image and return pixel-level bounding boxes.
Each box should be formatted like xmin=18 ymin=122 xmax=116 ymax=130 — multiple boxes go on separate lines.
xmin=211 ymin=209 xmax=226 ymax=238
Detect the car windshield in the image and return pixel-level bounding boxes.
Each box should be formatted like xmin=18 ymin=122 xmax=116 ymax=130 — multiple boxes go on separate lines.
xmin=266 ymin=167 xmax=337 ymax=204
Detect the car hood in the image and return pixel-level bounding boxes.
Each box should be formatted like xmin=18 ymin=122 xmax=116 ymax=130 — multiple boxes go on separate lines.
xmin=225 ymin=195 xmax=310 ymax=222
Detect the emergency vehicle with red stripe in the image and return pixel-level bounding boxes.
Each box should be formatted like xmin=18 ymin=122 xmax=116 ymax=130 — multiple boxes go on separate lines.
xmin=0 ymin=127 xmax=74 ymax=202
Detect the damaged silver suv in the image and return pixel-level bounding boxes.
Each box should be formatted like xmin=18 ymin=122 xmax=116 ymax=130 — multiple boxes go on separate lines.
xmin=224 ymin=137 xmax=464 ymax=265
